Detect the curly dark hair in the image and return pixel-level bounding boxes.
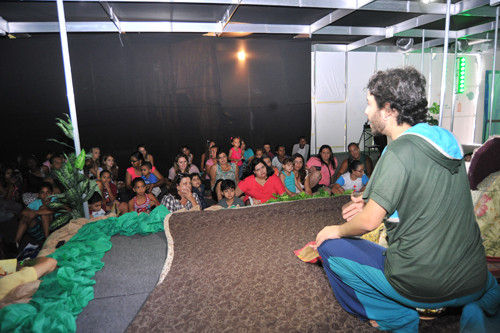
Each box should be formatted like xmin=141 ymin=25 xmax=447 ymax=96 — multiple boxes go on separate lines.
xmin=367 ymin=66 xmax=428 ymax=126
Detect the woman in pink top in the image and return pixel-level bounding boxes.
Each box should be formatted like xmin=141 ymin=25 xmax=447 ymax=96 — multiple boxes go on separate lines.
xmin=235 ymin=158 xmax=285 ymax=205
xmin=306 ymin=145 xmax=338 ymax=194
xmin=125 ymin=151 xmax=165 ymax=191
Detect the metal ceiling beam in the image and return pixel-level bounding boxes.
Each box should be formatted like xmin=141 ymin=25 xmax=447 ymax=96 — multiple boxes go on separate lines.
xmin=99 ymin=1 xmax=122 ymax=33
xmin=6 ymin=21 xmax=311 ymax=34
xmin=0 ymin=16 xmax=7 ymax=36
xmin=394 ymin=28 xmax=451 ymax=39
xmin=314 ymin=26 xmax=386 ymax=36
xmin=216 ymin=0 xmax=241 ymax=35
xmin=15 ymin=0 xmax=376 ymax=10
xmin=361 ymin=0 xmax=447 ymax=14
xmin=310 ymin=9 xmax=355 ymax=35
xmin=456 ymin=20 xmax=496 ymax=39
xmin=347 ymin=14 xmax=445 ymax=51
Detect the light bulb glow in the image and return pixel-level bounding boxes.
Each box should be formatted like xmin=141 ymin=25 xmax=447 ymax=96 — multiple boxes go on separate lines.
xmin=238 ymin=50 xmax=246 ymax=61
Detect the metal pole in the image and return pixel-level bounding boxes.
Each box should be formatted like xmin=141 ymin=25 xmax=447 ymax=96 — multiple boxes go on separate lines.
xmin=450 ymin=39 xmax=458 ymax=132
xmin=56 ymin=0 xmax=89 ymax=218
xmin=344 ymin=51 xmax=348 ymax=152
xmin=438 ymin=0 xmax=452 ymax=127
xmin=488 ymin=7 xmax=499 ymax=138
xmin=421 ymin=30 xmax=425 ymax=74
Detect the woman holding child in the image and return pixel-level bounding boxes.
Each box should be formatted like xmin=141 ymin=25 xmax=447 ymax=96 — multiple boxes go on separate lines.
xmin=125 ymin=151 xmax=165 ymax=191
xmin=235 ymin=158 xmax=285 ymax=205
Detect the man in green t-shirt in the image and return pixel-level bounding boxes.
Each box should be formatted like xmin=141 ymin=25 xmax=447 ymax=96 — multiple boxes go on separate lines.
xmin=314 ymin=67 xmax=500 ymax=332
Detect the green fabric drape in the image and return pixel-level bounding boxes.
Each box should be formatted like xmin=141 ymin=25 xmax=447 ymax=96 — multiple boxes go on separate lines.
xmin=0 ymin=206 xmax=169 ymax=333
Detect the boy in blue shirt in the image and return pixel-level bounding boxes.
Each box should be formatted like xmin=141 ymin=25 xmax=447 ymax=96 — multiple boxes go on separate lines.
xmin=15 ymin=182 xmax=57 ymax=246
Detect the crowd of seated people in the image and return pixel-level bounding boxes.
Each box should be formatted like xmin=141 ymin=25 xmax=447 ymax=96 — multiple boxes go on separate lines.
xmin=0 ymin=137 xmax=374 ymax=257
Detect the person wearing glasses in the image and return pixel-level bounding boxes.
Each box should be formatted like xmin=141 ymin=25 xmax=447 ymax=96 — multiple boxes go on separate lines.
xmin=331 ymin=160 xmax=369 ymax=195
xmin=125 ymin=151 xmax=165 ymax=192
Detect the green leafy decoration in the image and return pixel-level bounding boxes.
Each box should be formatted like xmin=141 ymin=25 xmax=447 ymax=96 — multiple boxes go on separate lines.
xmin=47 ymin=115 xmax=98 ymax=231
xmin=427 ymin=102 xmax=439 ymax=126
xmin=265 ymin=188 xmax=352 ymax=204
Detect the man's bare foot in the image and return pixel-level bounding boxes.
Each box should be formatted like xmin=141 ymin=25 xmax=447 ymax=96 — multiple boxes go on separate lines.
xmin=369 ymin=320 xmax=379 ymax=328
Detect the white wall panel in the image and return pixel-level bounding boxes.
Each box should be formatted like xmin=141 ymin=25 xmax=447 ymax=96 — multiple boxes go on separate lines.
xmin=347 ymin=52 xmax=376 ymax=149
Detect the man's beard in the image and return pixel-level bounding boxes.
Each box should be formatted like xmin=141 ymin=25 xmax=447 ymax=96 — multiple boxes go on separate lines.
xmin=370 ymin=111 xmax=385 ymax=136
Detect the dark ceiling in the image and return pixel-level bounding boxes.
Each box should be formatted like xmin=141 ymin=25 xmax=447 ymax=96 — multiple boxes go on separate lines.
xmin=0 ymin=0 xmax=498 ymax=51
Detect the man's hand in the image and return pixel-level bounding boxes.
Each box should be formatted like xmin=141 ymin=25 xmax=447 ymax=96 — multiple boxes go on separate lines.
xmin=342 ymin=194 xmax=366 ymax=221
xmin=313 ymin=225 xmax=341 ymax=249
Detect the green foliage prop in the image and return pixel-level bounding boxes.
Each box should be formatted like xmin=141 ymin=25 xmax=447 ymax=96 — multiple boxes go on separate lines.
xmin=266 ymin=188 xmax=353 ymax=204
xmin=427 ymin=102 xmax=440 ymax=126
xmin=47 ymin=115 xmax=99 ymax=231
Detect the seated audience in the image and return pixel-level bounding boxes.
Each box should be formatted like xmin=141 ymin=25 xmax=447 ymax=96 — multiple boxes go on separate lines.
xmin=99 ymin=154 xmax=119 ymax=183
xmin=235 ymin=158 xmax=285 ymax=205
xmin=306 ymin=145 xmax=338 ymax=194
xmin=292 ymin=153 xmax=312 ymax=195
xmin=126 ymin=151 xmax=165 ymax=191
xmin=272 ymin=144 xmax=288 ymax=173
xmin=84 ymin=147 xmax=101 ymax=180
xmin=1 ymin=166 xmax=21 ymax=205
xmin=168 ymin=154 xmax=200 ymax=182
xmin=210 ymin=151 xmax=239 ymax=201
xmin=128 ymin=178 xmax=159 ymax=214
xmin=335 ymin=142 xmax=373 ymax=180
xmin=24 ymin=156 xmax=48 ymax=194
xmin=161 ymin=173 xmax=201 ymax=213
xmin=217 ymin=179 xmax=245 ymax=208
xmin=141 ymin=161 xmax=161 ymax=197
xmin=43 ymin=154 xmax=64 ymax=194
xmin=254 ymin=147 xmax=264 ymax=159
xmin=331 ymin=160 xmax=369 ymax=194
xmin=97 ymin=170 xmax=127 ymax=215
xmin=88 ymin=192 xmax=106 ymax=218
xmin=204 ymin=145 xmax=218 ymax=186
xmin=279 ymin=157 xmax=299 ymax=196
xmin=15 ymin=182 xmax=57 ymax=246
xmin=292 ymin=136 xmax=310 ymax=161
xmin=263 ymin=142 xmax=274 ymax=159
xmin=262 ymin=154 xmax=278 ymax=176
xmin=190 ymin=173 xmax=208 ymax=210
xmin=240 ymin=139 xmax=254 ymax=178
xmin=137 ymin=144 xmax=155 ymax=166
xmin=181 ymin=145 xmax=194 ymax=166
xmin=200 ymin=139 xmax=216 ymax=175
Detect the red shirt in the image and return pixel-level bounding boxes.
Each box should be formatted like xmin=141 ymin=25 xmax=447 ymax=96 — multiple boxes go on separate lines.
xmin=237 ymin=174 xmax=285 ymax=203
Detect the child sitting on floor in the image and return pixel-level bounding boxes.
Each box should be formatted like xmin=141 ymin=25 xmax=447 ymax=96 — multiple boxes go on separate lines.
xmin=88 ymin=192 xmax=106 ymax=218
xmin=331 ymin=160 xmax=369 ymax=195
xmin=141 ymin=162 xmax=161 ymax=197
xmin=15 ymin=182 xmax=57 ymax=246
xmin=128 ymin=178 xmax=159 ymax=214
xmin=217 ymin=179 xmax=245 ymax=208
xmin=190 ymin=173 xmax=208 ymax=210
xmin=279 ymin=157 xmax=299 ymax=196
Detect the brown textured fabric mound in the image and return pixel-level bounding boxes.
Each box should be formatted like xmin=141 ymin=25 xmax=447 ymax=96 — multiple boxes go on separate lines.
xmin=128 ymin=196 xmax=460 ymax=332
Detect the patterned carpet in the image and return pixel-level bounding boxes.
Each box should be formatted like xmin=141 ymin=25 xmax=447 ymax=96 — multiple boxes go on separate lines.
xmin=127 ymin=196 xmax=461 ymax=332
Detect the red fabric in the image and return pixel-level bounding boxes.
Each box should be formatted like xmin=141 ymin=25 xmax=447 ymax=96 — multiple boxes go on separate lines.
xmin=237 ymin=174 xmax=285 ymax=203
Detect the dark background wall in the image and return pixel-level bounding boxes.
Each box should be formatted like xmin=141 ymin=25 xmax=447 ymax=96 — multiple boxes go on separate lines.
xmin=0 ymin=33 xmax=311 ymax=177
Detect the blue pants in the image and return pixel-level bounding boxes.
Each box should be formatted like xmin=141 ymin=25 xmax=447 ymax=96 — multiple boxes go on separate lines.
xmin=317 ymin=238 xmax=500 ymax=333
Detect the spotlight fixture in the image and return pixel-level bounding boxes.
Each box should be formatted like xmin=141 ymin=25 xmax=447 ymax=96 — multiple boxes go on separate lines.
xmin=237 ymin=50 xmax=246 ymax=61
xmin=396 ymin=38 xmax=414 ymax=51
